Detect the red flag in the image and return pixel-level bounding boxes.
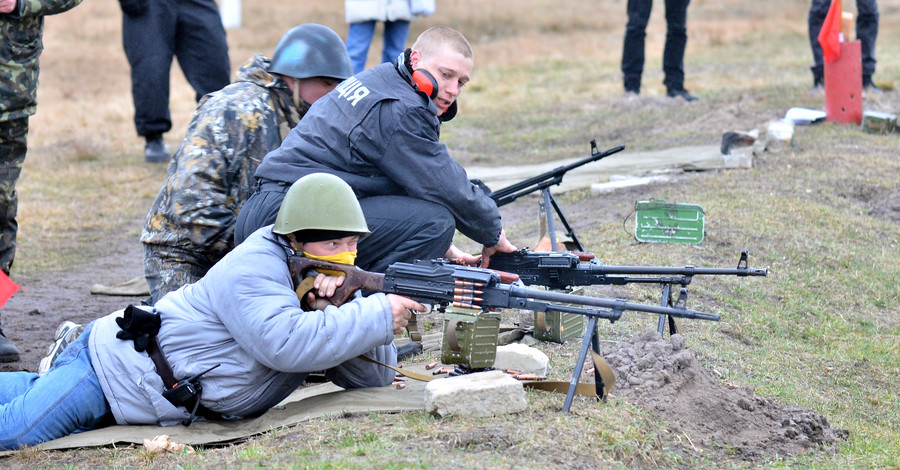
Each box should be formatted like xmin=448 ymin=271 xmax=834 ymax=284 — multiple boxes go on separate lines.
xmin=0 ymin=270 xmax=19 ymax=308
xmin=817 ymin=0 xmax=843 ymax=63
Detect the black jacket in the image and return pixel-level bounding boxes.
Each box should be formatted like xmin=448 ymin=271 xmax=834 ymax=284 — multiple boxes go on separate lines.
xmin=254 ymin=62 xmax=502 ymax=246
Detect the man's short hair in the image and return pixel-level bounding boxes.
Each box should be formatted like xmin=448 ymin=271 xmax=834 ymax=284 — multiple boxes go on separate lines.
xmin=412 ymin=27 xmax=474 ymax=61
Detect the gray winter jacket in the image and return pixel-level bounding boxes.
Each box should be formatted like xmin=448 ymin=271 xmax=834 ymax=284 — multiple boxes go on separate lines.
xmin=89 ymin=225 xmax=397 ymax=425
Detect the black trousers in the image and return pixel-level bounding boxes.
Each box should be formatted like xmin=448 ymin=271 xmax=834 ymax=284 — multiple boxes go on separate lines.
xmin=122 ymin=0 xmax=231 ymax=137
xmin=235 ymin=186 xmax=456 ymax=273
xmin=621 ymin=0 xmax=691 ymax=92
xmin=808 ymin=0 xmax=878 ymax=83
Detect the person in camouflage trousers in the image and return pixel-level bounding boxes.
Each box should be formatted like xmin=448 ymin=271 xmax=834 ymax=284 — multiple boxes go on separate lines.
xmin=1 ymin=0 xmax=83 ymax=362
xmin=141 ymin=24 xmax=353 ymax=304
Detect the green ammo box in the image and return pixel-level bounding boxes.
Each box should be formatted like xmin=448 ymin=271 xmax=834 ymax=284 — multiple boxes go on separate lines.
xmin=860 ymin=111 xmax=897 ymax=134
xmin=533 ymin=287 xmax=585 ymax=343
xmin=634 ymin=200 xmax=705 ymax=244
xmin=440 ymin=307 xmax=501 ymax=369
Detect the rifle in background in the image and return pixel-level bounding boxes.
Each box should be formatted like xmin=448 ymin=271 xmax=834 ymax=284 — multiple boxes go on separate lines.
xmin=471 ymin=140 xmax=625 ymax=252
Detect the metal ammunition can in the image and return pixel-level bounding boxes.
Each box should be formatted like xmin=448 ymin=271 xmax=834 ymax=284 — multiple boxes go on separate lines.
xmin=634 ymin=200 xmax=705 ymax=244
xmin=440 ymin=307 xmax=501 ymax=369
xmin=532 ymin=287 xmax=585 ymax=343
xmin=860 ymin=110 xmax=897 ymax=134
xmin=533 ymin=311 xmax=584 ymax=343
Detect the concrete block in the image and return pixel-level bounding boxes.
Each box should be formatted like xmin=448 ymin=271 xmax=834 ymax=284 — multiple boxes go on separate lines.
xmin=424 ymin=370 xmax=527 ymax=418
xmin=492 ymin=343 xmax=550 ymax=376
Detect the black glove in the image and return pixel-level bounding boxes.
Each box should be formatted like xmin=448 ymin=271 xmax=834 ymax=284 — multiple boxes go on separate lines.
xmin=118 ymin=0 xmax=148 ymax=17
xmin=115 ymin=304 xmax=161 ymax=352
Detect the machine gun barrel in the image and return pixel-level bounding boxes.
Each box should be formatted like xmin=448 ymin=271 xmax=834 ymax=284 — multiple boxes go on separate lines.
xmin=288 ymin=257 xmax=720 ymax=323
xmin=475 ymin=141 xmax=625 ymax=207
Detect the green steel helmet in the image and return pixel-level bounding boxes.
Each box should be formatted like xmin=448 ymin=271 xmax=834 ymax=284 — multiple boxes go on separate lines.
xmin=273 ymin=173 xmax=370 ymax=238
xmin=269 ymin=24 xmax=353 ymax=80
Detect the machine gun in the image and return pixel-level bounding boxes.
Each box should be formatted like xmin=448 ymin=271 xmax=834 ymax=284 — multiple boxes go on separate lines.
xmin=471 ymin=140 xmax=625 ymax=252
xmin=485 ymin=249 xmax=767 ymax=335
xmin=289 ymin=256 xmax=720 ymax=411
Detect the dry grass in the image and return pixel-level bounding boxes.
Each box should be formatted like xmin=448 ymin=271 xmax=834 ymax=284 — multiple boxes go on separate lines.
xmin=5 ymin=0 xmax=900 ymax=468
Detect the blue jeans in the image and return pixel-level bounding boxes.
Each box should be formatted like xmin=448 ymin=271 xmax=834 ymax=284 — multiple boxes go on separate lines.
xmin=346 ymin=20 xmax=411 ymax=74
xmin=0 ymin=323 xmax=112 ymax=450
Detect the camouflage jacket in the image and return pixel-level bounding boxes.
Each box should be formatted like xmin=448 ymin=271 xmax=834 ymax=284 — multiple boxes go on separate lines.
xmin=141 ymin=55 xmax=302 ymax=264
xmin=1 ymin=0 xmax=83 ymax=121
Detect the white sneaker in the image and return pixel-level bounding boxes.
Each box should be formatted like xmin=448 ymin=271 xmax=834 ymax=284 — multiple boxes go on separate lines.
xmin=38 ymin=321 xmax=83 ymax=375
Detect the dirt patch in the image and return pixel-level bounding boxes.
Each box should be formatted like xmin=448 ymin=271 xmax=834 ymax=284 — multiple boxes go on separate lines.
xmin=603 ymin=329 xmax=850 ymax=462
xmin=1 ymin=223 xmax=147 ymax=374
xmin=868 ymin=187 xmax=900 ymax=224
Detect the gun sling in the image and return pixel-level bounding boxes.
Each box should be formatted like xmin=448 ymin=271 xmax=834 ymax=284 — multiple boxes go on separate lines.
xmin=116 ymin=305 xmax=220 ymax=424
xmin=358 ymin=353 xmax=612 ymax=400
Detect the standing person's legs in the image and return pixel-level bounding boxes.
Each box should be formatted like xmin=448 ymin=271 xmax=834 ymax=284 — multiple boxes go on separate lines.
xmin=622 ymin=0 xmax=653 ymax=93
xmin=0 ymin=118 xmax=27 ymax=276
xmin=855 ymin=0 xmax=879 ymax=84
xmin=173 ymin=0 xmax=232 ymax=101
xmin=346 ymin=21 xmax=377 ymax=74
xmin=662 ymin=0 xmax=689 ymax=92
xmin=122 ymin=0 xmax=177 ymax=139
xmin=0 ymin=325 xmax=112 ymax=450
xmin=381 ymin=20 xmax=411 ymax=65
xmin=808 ymin=0 xmax=831 ymax=87
xmin=356 ymin=196 xmax=455 ymax=273
xmin=0 ymin=118 xmax=26 ymax=361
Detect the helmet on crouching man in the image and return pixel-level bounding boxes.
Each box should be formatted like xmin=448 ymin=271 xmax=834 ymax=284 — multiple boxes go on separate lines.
xmin=269 ymin=23 xmax=354 ymax=81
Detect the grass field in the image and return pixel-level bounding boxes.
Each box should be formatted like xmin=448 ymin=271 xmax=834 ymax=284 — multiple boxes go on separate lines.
xmin=4 ymin=0 xmax=899 ymax=468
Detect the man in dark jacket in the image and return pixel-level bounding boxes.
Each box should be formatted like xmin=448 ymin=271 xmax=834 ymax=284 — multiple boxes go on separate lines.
xmin=141 ymin=24 xmax=353 ymax=304
xmin=0 ymin=0 xmax=83 ymax=362
xmin=235 ymin=26 xmax=516 ymax=274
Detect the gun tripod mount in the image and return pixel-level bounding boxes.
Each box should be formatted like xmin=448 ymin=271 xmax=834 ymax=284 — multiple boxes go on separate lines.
xmin=472 ymin=140 xmax=625 ymax=253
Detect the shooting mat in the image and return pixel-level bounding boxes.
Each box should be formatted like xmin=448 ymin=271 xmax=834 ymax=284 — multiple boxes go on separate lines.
xmin=0 ymin=363 xmax=431 ymax=455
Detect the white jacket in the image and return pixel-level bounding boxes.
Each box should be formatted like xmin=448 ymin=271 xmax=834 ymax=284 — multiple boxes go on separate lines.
xmin=90 ymin=225 xmax=397 ymax=425
xmin=345 ymin=0 xmax=413 ymax=23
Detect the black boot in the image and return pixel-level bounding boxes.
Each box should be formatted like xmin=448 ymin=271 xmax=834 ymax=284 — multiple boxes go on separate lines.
xmin=667 ymin=88 xmax=699 ymax=101
xmin=144 ymin=133 xmax=170 ymax=163
xmin=0 ymin=318 xmax=21 ymax=363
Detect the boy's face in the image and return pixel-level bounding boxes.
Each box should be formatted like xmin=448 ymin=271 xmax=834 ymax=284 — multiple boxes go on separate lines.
xmin=410 ymin=45 xmax=472 ymax=116
xmin=298 ymin=235 xmax=360 ymax=257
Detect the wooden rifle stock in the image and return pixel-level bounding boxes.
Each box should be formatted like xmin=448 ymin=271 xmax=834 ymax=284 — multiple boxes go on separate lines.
xmin=288 ymin=256 xmax=386 ymax=307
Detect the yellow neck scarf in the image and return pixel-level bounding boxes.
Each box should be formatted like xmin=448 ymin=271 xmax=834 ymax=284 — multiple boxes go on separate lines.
xmin=302 ymin=251 xmax=357 ymax=277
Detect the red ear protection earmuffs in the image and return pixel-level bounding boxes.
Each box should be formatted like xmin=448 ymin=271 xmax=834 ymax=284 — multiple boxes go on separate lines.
xmin=396 ymin=48 xmax=456 ymax=121
xmin=398 ymin=49 xmax=438 ymax=100
xmin=410 ymin=68 xmax=438 ymax=100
